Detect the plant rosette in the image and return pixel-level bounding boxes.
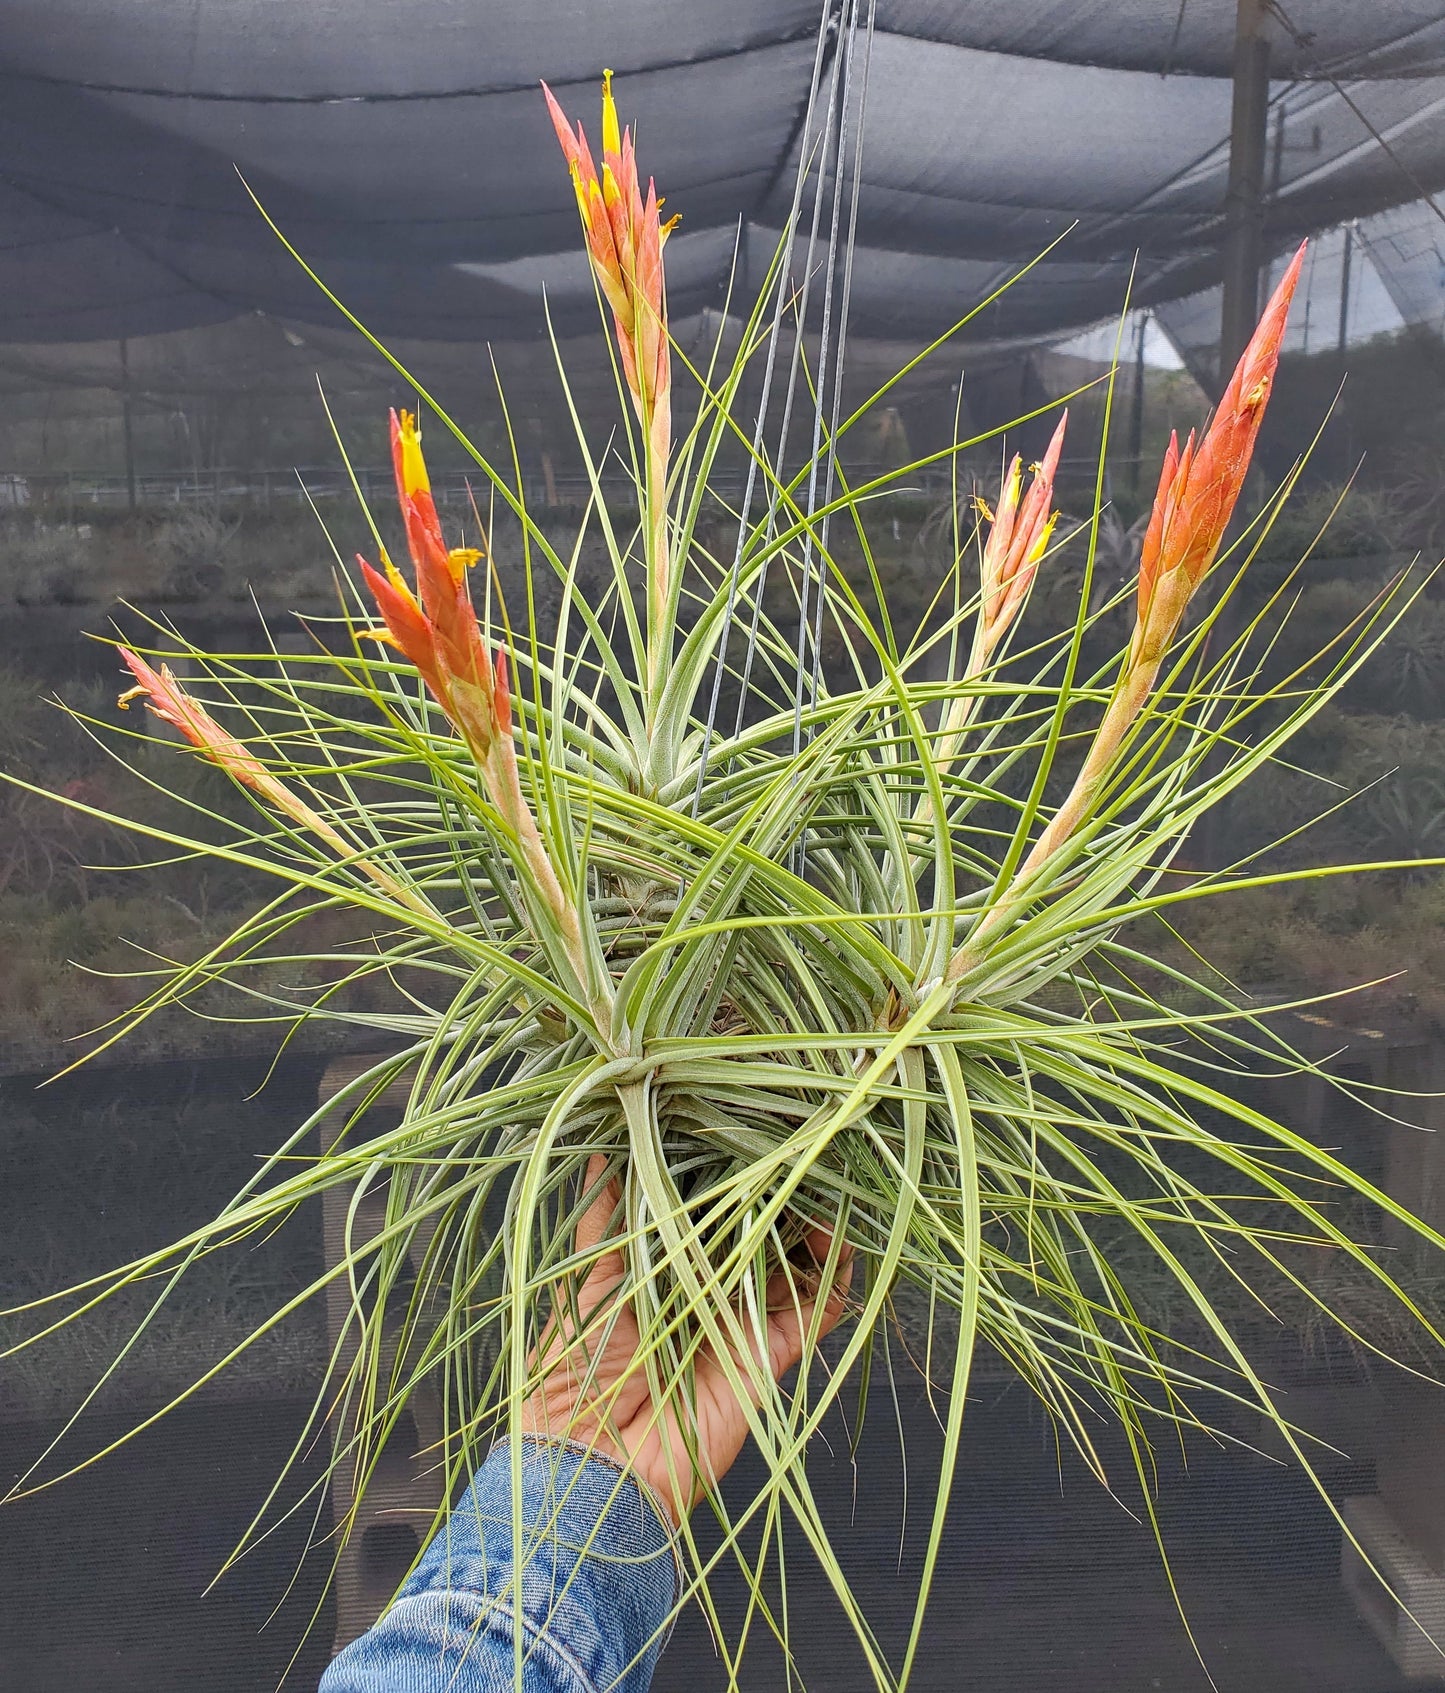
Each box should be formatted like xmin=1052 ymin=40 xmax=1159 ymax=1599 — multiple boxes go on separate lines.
xmin=4 ymin=74 xmax=1443 ymax=1690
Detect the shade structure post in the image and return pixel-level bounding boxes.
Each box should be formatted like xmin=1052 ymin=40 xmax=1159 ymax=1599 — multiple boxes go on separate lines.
xmin=1338 ymin=222 xmax=1355 ymax=351
xmin=1197 ymin=0 xmax=1276 ymax=869
xmin=1127 ymin=311 xmax=1148 ymax=491
xmin=119 ymin=337 xmax=137 ymax=512
xmin=1219 ymin=0 xmax=1273 ymax=390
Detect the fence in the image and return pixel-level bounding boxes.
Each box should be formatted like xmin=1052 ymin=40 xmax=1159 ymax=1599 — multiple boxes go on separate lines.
xmin=0 ymin=460 xmax=980 ymax=519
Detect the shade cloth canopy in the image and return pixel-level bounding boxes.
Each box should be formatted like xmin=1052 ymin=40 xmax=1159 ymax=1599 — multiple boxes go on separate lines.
xmin=1 ymin=1 xmax=1443 ymax=361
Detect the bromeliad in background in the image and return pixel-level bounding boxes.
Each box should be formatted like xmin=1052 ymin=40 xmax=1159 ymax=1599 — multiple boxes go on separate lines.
xmin=4 ymin=73 xmax=1443 ymax=1688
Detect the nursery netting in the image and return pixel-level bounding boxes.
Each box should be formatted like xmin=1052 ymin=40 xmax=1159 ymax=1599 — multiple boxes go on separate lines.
xmin=1 ymin=0 xmax=1444 ymax=351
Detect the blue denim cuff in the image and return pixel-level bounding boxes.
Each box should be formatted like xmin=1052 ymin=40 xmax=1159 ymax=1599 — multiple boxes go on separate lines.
xmin=321 ymin=1438 xmax=679 ymax=1693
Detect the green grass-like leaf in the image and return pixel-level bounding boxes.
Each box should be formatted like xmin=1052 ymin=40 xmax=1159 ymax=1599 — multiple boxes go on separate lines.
xmin=4 ymin=218 xmax=1444 ymax=1689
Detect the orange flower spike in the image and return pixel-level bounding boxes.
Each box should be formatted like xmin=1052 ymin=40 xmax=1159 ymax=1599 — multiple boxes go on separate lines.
xmin=927 ymin=415 xmax=1064 ymax=804
xmin=996 ymin=412 xmax=1066 ymax=630
xmin=945 ymin=248 xmax=1306 ymax=988
xmin=357 ymin=555 xmax=450 ymax=702
xmin=542 ymin=81 xmax=632 ymax=333
xmin=389 ymin=410 xmax=455 ymax=597
xmin=358 ymin=415 xmax=572 ymax=939
xmin=542 ymin=73 xmax=675 ymax=428
xmin=978 ymin=411 xmax=1066 ymax=657
xmin=117 ymin=648 xmax=435 ymax=917
xmin=362 ymin=434 xmax=574 ymax=945
xmin=383 ymin=409 xmax=494 ymax=689
xmin=544 ymin=72 xmax=678 ymax=710
xmin=1130 ymin=242 xmax=1304 ymax=671
xmin=118 ymin=649 xmax=271 ymax=790
xmin=359 ymin=414 xmax=497 ymax=766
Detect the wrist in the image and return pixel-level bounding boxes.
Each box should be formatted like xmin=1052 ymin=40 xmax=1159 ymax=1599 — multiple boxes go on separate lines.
xmin=512 ymin=1428 xmax=682 ymax=1529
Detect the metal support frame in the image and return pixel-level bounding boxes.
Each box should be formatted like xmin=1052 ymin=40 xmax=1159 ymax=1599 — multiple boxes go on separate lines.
xmin=1126 ymin=311 xmax=1148 ymax=492
xmin=1338 ymin=222 xmax=1355 ymax=353
xmin=1219 ymin=0 xmax=1273 ymax=390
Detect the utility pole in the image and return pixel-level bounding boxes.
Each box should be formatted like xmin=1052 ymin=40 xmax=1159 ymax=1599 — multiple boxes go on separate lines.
xmin=1219 ymin=0 xmax=1273 ymax=390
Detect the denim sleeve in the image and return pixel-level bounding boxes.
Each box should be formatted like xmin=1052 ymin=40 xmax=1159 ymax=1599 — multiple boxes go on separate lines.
xmin=319 ymin=1438 xmax=679 ymax=1693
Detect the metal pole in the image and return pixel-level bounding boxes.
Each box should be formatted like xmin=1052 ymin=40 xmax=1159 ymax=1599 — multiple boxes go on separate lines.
xmin=1337 ymin=223 xmax=1354 ymax=353
xmin=119 ymin=337 xmax=137 ymax=512
xmin=1199 ymin=0 xmax=1271 ymax=870
xmin=1219 ymin=0 xmax=1272 ymax=390
xmin=1127 ymin=312 xmax=1148 ymax=493
xmin=1269 ymin=101 xmax=1286 ymax=200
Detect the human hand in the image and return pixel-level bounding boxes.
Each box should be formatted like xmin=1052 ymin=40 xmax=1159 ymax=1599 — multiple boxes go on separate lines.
xmin=522 ymin=1156 xmax=853 ymax=1526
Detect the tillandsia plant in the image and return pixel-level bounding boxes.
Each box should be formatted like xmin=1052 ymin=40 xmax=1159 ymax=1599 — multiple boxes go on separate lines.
xmin=6 ymin=72 xmax=1445 ymax=1687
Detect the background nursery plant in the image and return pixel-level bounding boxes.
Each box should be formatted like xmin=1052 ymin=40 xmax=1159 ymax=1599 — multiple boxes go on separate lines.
xmin=5 ymin=74 xmax=1445 ymax=1689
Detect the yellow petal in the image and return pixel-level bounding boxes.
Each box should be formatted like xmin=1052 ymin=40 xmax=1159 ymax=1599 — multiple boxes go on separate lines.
xmin=447 ymin=547 xmax=483 ymax=584
xmin=378 ymin=543 xmax=423 ymax=614
xmin=602 ymin=68 xmax=620 ymax=157
xmin=1026 ymin=513 xmax=1059 ymax=565
xmin=601 ymin=161 xmax=622 ymax=212
xmin=397 ymin=409 xmax=431 ymax=497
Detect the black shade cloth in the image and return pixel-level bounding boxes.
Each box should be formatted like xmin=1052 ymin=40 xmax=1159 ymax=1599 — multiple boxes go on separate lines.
xmin=1 ymin=1 xmax=1444 ymax=351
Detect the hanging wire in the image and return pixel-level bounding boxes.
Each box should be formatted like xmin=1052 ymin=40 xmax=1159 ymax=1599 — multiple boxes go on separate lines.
xmin=788 ymin=0 xmax=876 ymax=874
xmin=729 ymin=6 xmax=851 ymax=737
xmin=791 ymin=0 xmax=866 ymax=764
xmin=689 ymin=0 xmax=878 ymax=878
xmin=689 ymin=0 xmax=840 ymax=821
xmin=805 ymin=0 xmax=878 ymax=753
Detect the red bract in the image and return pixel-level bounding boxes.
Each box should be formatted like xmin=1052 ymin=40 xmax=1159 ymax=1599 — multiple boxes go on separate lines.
xmin=358 ymin=412 xmax=576 ymax=939
xmin=978 ymin=412 xmax=1067 ymax=659
xmin=118 ymin=648 xmax=272 ymax=789
xmin=358 ymin=409 xmax=501 ymax=764
xmin=542 ymin=71 xmax=676 ymax=437
xmin=1131 ymin=242 xmax=1305 ymax=670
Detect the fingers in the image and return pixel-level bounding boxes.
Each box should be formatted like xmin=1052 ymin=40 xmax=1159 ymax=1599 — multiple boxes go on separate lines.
xmin=802 ymin=1224 xmax=839 ymax=1266
xmin=574 ymin=1152 xmax=625 ymax=1285
xmin=526 ymin=1158 xmax=633 ymax=1423
xmin=789 ymin=1226 xmax=855 ymax=1324
xmin=762 ymin=1233 xmax=854 ymax=1384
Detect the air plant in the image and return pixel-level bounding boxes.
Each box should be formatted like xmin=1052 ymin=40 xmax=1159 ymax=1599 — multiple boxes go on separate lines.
xmin=4 ymin=75 xmax=1444 ymax=1691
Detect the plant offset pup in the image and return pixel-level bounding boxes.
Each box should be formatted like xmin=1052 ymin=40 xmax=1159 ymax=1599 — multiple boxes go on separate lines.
xmin=6 ymin=76 xmax=1443 ymax=1688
